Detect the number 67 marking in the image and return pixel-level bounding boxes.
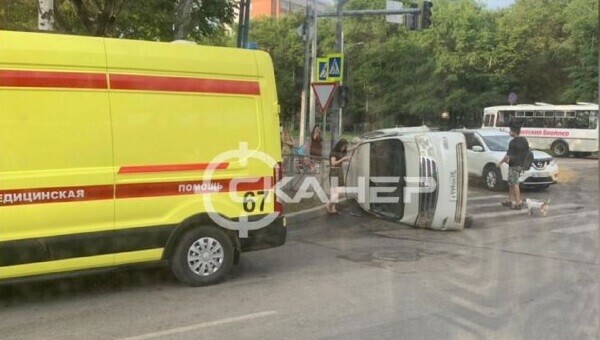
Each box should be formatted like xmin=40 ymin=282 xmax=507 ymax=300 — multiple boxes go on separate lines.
xmin=243 ymin=191 xmax=269 ymax=213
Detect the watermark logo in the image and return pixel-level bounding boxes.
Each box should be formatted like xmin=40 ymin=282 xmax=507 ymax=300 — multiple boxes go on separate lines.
xmin=201 ymin=142 xmax=279 ymax=238
xmin=201 ymin=143 xmax=439 ymax=237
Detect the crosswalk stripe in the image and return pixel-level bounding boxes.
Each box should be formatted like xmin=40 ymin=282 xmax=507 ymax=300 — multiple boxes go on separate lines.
xmin=467 ymin=194 xmax=506 ymax=201
xmin=551 ymin=224 xmax=598 ymax=234
xmin=469 ymin=203 xmax=583 ymax=219
xmin=472 ymin=210 xmax=598 ymax=228
xmin=467 ymin=202 xmax=509 ymax=209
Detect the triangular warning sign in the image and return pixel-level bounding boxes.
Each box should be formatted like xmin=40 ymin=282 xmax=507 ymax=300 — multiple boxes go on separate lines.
xmin=311 ymin=82 xmax=338 ymax=113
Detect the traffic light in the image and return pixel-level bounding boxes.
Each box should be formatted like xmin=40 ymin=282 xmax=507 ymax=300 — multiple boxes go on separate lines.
xmin=421 ymin=1 xmax=433 ymax=29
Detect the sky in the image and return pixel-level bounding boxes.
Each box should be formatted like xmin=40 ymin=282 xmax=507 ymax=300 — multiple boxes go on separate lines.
xmin=485 ymin=0 xmax=515 ymax=9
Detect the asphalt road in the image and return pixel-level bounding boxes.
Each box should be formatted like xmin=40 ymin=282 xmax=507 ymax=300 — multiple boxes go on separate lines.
xmin=0 ymin=157 xmax=598 ymax=339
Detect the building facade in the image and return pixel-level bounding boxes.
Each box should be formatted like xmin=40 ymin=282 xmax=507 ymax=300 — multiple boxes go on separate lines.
xmin=250 ymin=0 xmax=330 ymax=19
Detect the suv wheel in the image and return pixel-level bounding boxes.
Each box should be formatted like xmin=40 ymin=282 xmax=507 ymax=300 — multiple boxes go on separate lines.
xmin=483 ymin=166 xmax=504 ymax=191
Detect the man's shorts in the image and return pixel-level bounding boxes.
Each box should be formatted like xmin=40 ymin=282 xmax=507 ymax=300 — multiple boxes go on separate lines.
xmin=508 ymin=166 xmax=523 ymax=186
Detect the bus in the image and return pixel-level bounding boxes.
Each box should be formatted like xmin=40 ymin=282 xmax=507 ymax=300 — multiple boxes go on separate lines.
xmin=482 ymin=103 xmax=599 ymax=157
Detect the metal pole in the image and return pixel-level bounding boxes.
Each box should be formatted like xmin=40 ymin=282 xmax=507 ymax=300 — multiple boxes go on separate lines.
xmin=330 ymin=0 xmax=344 ymax=150
xmin=299 ymin=7 xmax=311 ymax=145
xmin=236 ymin=0 xmax=246 ymax=47
xmin=242 ymin=0 xmax=252 ymax=47
xmin=308 ymin=0 xmax=317 ymax=137
xmin=338 ymin=30 xmax=344 ymax=137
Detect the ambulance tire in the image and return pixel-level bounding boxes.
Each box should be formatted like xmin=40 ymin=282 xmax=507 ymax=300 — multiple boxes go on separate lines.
xmin=170 ymin=226 xmax=235 ymax=286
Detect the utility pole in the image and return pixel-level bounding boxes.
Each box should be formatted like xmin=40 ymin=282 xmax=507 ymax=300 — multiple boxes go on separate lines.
xmin=330 ymin=0 xmax=345 ymax=150
xmin=299 ymin=6 xmax=312 ymax=145
xmin=308 ymin=0 xmax=318 ymax=141
xmin=237 ymin=0 xmax=252 ymax=48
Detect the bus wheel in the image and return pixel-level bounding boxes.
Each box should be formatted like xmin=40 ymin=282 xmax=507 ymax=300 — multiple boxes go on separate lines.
xmin=483 ymin=166 xmax=504 ymax=191
xmin=551 ymin=141 xmax=569 ymax=157
xmin=170 ymin=226 xmax=234 ymax=286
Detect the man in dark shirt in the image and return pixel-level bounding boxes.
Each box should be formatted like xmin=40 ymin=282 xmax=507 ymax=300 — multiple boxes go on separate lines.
xmin=496 ymin=123 xmax=529 ymax=209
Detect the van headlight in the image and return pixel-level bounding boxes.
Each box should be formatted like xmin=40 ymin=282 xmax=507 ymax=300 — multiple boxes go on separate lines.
xmin=415 ymin=135 xmax=435 ymax=158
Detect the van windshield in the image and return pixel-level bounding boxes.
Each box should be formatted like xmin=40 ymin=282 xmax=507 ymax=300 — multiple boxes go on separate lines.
xmin=369 ymin=139 xmax=406 ymax=220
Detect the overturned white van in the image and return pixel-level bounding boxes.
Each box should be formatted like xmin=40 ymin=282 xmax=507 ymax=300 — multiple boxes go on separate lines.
xmin=346 ymin=126 xmax=468 ymax=230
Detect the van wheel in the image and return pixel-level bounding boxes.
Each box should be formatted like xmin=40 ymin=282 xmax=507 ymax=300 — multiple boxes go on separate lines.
xmin=170 ymin=226 xmax=234 ymax=286
xmin=483 ymin=166 xmax=504 ymax=191
xmin=551 ymin=141 xmax=569 ymax=157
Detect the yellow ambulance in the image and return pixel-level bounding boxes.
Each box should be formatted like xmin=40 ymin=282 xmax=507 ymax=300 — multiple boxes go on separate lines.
xmin=0 ymin=30 xmax=285 ymax=286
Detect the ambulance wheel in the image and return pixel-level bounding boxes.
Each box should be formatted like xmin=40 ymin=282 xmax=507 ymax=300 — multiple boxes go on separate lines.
xmin=170 ymin=226 xmax=234 ymax=286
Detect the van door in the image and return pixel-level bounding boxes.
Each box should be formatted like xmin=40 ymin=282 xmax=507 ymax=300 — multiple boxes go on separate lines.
xmin=0 ymin=32 xmax=115 ymax=280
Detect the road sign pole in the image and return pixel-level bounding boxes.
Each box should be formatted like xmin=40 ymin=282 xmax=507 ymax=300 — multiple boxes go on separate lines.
xmin=308 ymin=0 xmax=318 ymax=137
xmin=331 ymin=0 xmax=345 ymax=150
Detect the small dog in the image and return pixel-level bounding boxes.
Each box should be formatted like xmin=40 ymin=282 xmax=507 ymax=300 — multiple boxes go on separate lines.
xmin=524 ymin=198 xmax=550 ymax=217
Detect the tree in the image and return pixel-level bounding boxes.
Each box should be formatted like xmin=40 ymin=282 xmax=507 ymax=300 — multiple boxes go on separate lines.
xmin=248 ymin=13 xmax=305 ymax=125
xmin=561 ymin=0 xmax=598 ymax=102
xmin=38 ymin=0 xmax=54 ymax=31
xmin=2 ymin=0 xmax=237 ymax=42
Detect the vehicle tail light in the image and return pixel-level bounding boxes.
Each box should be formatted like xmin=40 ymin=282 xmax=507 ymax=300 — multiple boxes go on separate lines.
xmin=273 ymin=162 xmax=283 ymax=214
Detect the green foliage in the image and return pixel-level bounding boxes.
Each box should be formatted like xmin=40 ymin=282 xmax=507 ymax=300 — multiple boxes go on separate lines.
xmin=1 ymin=0 xmax=236 ymax=43
xmin=1 ymin=0 xmax=597 ymax=129
xmin=248 ymin=13 xmax=305 ymax=125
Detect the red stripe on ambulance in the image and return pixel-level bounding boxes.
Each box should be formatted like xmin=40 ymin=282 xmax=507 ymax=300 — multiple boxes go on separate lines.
xmin=0 ymin=70 xmax=260 ymax=96
xmin=0 ymin=178 xmax=272 ymax=206
xmin=0 ymin=70 xmax=107 ymax=89
xmin=109 ymin=74 xmax=261 ymax=95
xmin=0 ymin=185 xmax=113 ymax=206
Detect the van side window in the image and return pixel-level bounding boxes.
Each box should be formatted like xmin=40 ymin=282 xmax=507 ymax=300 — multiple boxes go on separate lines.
xmin=369 ymin=139 xmax=405 ymax=220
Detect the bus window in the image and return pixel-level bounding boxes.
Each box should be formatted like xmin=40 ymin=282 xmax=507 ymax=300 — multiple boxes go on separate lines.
xmin=573 ymin=111 xmax=589 ymax=129
xmin=542 ymin=117 xmax=556 ymax=128
xmin=497 ymin=111 xmax=513 ymax=127
xmin=525 ymin=111 xmax=534 ymax=117
xmin=483 ymin=114 xmax=494 ymax=127
xmin=590 ymin=111 xmax=598 ymax=129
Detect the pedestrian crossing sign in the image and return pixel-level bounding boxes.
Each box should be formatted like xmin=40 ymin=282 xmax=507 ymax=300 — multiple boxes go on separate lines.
xmin=327 ymin=53 xmax=343 ymax=82
xmin=316 ymin=58 xmax=328 ymax=82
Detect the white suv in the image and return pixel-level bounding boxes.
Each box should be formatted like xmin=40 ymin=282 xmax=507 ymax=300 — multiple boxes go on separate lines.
xmin=455 ymin=129 xmax=559 ymax=191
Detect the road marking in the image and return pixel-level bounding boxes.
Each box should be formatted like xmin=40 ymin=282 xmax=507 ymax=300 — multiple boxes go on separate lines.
xmin=468 ymin=202 xmax=509 ymax=209
xmin=120 ymin=310 xmax=277 ymax=340
xmin=551 ymin=224 xmax=598 ymax=234
xmin=469 ymin=203 xmax=584 ymax=219
xmin=472 ymin=210 xmax=598 ymax=228
xmin=467 ymin=194 xmax=507 ymax=201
